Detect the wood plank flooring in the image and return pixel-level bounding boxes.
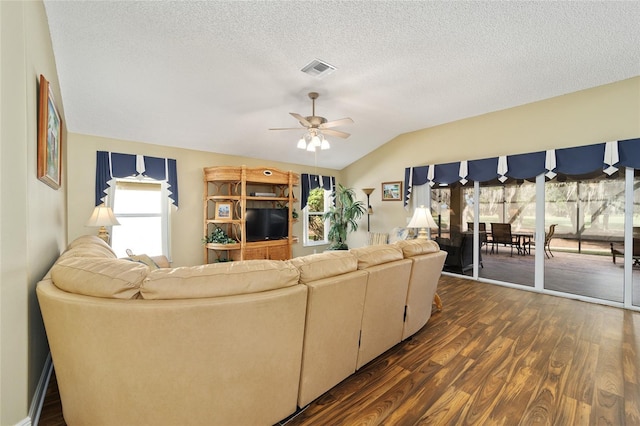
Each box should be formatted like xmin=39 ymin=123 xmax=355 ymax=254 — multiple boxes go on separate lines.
xmin=38 ymin=275 xmax=640 ymax=426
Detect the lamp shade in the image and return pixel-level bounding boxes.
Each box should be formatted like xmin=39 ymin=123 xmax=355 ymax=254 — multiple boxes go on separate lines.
xmin=86 ymin=206 xmax=120 ymax=227
xmin=407 ymin=205 xmax=438 ymax=239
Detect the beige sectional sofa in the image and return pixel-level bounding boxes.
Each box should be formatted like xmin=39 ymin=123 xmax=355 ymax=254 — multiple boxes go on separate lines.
xmin=37 ymin=235 xmax=446 ymax=426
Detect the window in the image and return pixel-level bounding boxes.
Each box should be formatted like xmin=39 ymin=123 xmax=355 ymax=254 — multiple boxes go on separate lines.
xmin=108 ymin=179 xmax=171 ymax=258
xmin=303 ymin=187 xmax=330 ymax=246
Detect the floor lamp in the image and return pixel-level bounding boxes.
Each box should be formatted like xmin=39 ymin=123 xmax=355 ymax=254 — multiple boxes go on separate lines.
xmin=362 ymin=188 xmax=375 ymax=232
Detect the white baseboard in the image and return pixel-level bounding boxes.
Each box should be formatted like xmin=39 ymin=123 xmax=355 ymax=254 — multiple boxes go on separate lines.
xmin=27 ymin=352 xmax=53 ymax=426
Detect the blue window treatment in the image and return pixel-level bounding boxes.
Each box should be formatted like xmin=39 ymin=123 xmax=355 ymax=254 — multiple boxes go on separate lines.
xmin=616 ymin=138 xmax=640 ymax=169
xmin=404 ymin=138 xmax=639 ymax=206
xmin=506 ymin=151 xmax=547 ymax=179
xmin=95 ymin=151 xmax=179 ymax=207
xmin=554 ymin=144 xmax=605 ymax=176
xmin=301 ymin=174 xmax=335 ymax=210
xmin=434 ymin=162 xmax=462 ymax=185
xmin=467 ymin=157 xmax=500 ymax=182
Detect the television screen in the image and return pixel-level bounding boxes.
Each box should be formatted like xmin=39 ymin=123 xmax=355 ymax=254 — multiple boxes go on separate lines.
xmin=245 ymin=208 xmax=288 ymax=242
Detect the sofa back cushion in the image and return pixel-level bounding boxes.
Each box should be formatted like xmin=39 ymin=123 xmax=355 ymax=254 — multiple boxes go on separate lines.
xmin=350 ymin=244 xmax=404 ymax=270
xmin=67 ymin=235 xmax=118 ymax=256
xmin=394 ymin=239 xmax=440 ymax=257
xmin=51 ymin=258 xmax=149 ymax=299
xmin=140 ymin=259 xmax=300 ymax=299
xmin=288 ymin=251 xmax=358 ymax=284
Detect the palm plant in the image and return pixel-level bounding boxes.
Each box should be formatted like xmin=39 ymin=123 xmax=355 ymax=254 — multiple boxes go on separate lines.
xmin=323 ymin=184 xmax=366 ymax=250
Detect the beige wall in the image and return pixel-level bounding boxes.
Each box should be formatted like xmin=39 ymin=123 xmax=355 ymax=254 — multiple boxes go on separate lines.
xmin=67 ymin=133 xmax=342 ymax=266
xmin=343 ymin=77 xmax=640 ymax=248
xmin=0 ymin=1 xmax=67 ymax=424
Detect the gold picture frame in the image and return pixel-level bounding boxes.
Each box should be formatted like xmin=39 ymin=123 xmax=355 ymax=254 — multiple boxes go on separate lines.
xmin=381 ymin=181 xmax=402 ymax=201
xmin=37 ymin=74 xmax=63 ymax=189
xmin=215 ymin=202 xmax=232 ymax=220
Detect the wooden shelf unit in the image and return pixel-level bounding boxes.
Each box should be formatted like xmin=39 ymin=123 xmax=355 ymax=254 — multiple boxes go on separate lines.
xmin=203 ymin=166 xmax=299 ymax=263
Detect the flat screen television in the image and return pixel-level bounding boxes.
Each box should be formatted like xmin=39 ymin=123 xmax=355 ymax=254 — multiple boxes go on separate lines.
xmin=245 ymin=208 xmax=288 ymax=242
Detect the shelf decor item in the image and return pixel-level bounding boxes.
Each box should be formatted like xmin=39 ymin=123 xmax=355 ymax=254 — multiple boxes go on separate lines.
xmin=215 ymin=202 xmax=232 ymax=220
xmin=202 ymin=226 xmax=236 ymax=245
xmin=381 ymin=181 xmax=402 ymax=201
xmin=37 ymin=74 xmax=63 ymax=189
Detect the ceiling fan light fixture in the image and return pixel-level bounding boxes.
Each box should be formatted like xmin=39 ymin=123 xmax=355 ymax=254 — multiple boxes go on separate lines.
xmin=306 ymin=142 xmax=316 ymax=152
xmin=297 ymin=137 xmax=306 ymax=150
xmin=321 ymin=139 xmax=330 ymax=150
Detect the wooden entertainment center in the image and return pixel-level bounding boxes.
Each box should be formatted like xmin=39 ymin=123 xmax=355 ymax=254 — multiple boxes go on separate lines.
xmin=203 ymin=166 xmax=299 ymax=263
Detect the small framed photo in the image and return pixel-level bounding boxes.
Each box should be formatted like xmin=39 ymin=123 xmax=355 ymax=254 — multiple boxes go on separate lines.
xmin=37 ymin=74 xmax=63 ymax=189
xmin=215 ymin=202 xmax=232 ymax=220
xmin=382 ymin=181 xmax=402 ymax=201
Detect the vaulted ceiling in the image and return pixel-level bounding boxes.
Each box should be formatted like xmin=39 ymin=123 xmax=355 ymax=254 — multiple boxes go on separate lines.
xmin=44 ymin=1 xmax=640 ymax=170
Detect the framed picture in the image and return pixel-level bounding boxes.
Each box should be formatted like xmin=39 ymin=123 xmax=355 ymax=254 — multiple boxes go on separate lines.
xmin=37 ymin=74 xmax=63 ymax=189
xmin=215 ymin=202 xmax=232 ymax=220
xmin=382 ymin=181 xmax=402 ymax=201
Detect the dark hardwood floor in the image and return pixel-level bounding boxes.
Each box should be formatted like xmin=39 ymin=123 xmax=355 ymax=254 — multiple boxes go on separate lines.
xmin=38 ymin=275 xmax=640 ymax=426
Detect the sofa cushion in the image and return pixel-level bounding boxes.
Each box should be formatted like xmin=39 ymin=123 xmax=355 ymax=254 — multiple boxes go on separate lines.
xmin=140 ymin=259 xmax=300 ymax=299
xmin=350 ymin=245 xmax=404 ymax=269
xmin=51 ymin=257 xmax=149 ymax=299
xmin=57 ymin=243 xmax=118 ymax=262
xmin=67 ymin=235 xmax=117 ymax=256
xmin=288 ymin=251 xmax=358 ymax=284
xmin=394 ymin=239 xmax=440 ymax=257
xmin=388 ymin=227 xmax=410 ymax=243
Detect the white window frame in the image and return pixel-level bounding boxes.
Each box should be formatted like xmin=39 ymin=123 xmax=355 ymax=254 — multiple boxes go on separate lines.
xmin=303 ymin=187 xmax=331 ymax=246
xmin=106 ymin=177 xmax=171 ymax=259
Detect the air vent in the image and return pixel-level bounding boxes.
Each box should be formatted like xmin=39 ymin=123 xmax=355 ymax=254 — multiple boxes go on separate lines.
xmin=301 ymin=59 xmax=337 ymax=79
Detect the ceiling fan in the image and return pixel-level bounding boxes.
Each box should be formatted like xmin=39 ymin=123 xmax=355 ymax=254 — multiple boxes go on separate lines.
xmin=269 ymin=92 xmax=353 ymax=151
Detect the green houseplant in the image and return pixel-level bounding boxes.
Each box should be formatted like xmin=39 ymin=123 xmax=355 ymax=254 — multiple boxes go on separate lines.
xmin=323 ymin=184 xmax=366 ymax=250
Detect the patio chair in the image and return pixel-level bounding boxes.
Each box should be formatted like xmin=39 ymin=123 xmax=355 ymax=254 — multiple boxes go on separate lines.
xmin=490 ymin=223 xmax=520 ymax=256
xmin=610 ymin=236 xmax=640 ymax=266
xmin=467 ymin=222 xmax=489 ymax=254
xmin=544 ymin=224 xmax=557 ymax=259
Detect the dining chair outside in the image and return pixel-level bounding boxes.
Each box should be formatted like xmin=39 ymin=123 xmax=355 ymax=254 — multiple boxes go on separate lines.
xmin=490 ymin=223 xmax=520 ymax=256
xmin=544 ymin=224 xmax=557 ymax=259
xmin=468 ymin=222 xmax=489 ymax=254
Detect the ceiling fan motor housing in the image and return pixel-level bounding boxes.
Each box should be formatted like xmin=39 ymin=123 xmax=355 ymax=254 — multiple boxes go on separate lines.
xmin=304 ymin=116 xmax=328 ymax=127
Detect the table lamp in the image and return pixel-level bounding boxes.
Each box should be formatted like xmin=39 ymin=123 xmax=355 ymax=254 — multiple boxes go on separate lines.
xmin=86 ymin=205 xmax=120 ymax=244
xmin=407 ymin=205 xmax=438 ymax=239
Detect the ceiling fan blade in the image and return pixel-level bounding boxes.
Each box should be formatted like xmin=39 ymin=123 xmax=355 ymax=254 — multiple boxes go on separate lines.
xmin=269 ymin=127 xmax=305 ymax=131
xmin=290 ymin=112 xmax=311 ymax=127
xmin=320 ymin=117 xmax=354 ymax=129
xmin=322 ymin=128 xmax=350 ymax=139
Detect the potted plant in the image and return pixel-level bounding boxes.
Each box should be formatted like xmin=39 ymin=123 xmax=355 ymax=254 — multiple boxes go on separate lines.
xmin=323 ymin=184 xmax=366 ymax=250
xmin=202 ymin=226 xmax=236 ymax=245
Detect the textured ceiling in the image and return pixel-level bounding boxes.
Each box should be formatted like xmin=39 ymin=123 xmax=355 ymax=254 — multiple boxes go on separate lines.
xmin=44 ymin=1 xmax=640 ymax=170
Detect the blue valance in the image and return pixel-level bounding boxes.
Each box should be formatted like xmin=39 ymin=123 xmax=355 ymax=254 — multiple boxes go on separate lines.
xmin=506 ymin=151 xmax=547 ymax=179
xmin=555 ymin=144 xmax=605 ymax=176
xmin=404 ymin=138 xmax=640 ymax=206
xmin=467 ymin=157 xmax=499 ymax=182
xmin=301 ymin=174 xmax=335 ymax=210
xmin=617 ymin=138 xmax=640 ymax=169
xmin=95 ymin=151 xmax=179 ymax=207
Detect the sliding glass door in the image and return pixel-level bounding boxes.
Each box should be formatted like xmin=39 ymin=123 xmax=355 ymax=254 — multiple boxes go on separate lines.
xmin=634 ymin=171 xmax=640 ymax=307
xmin=543 ymin=174 xmax=625 ymax=302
